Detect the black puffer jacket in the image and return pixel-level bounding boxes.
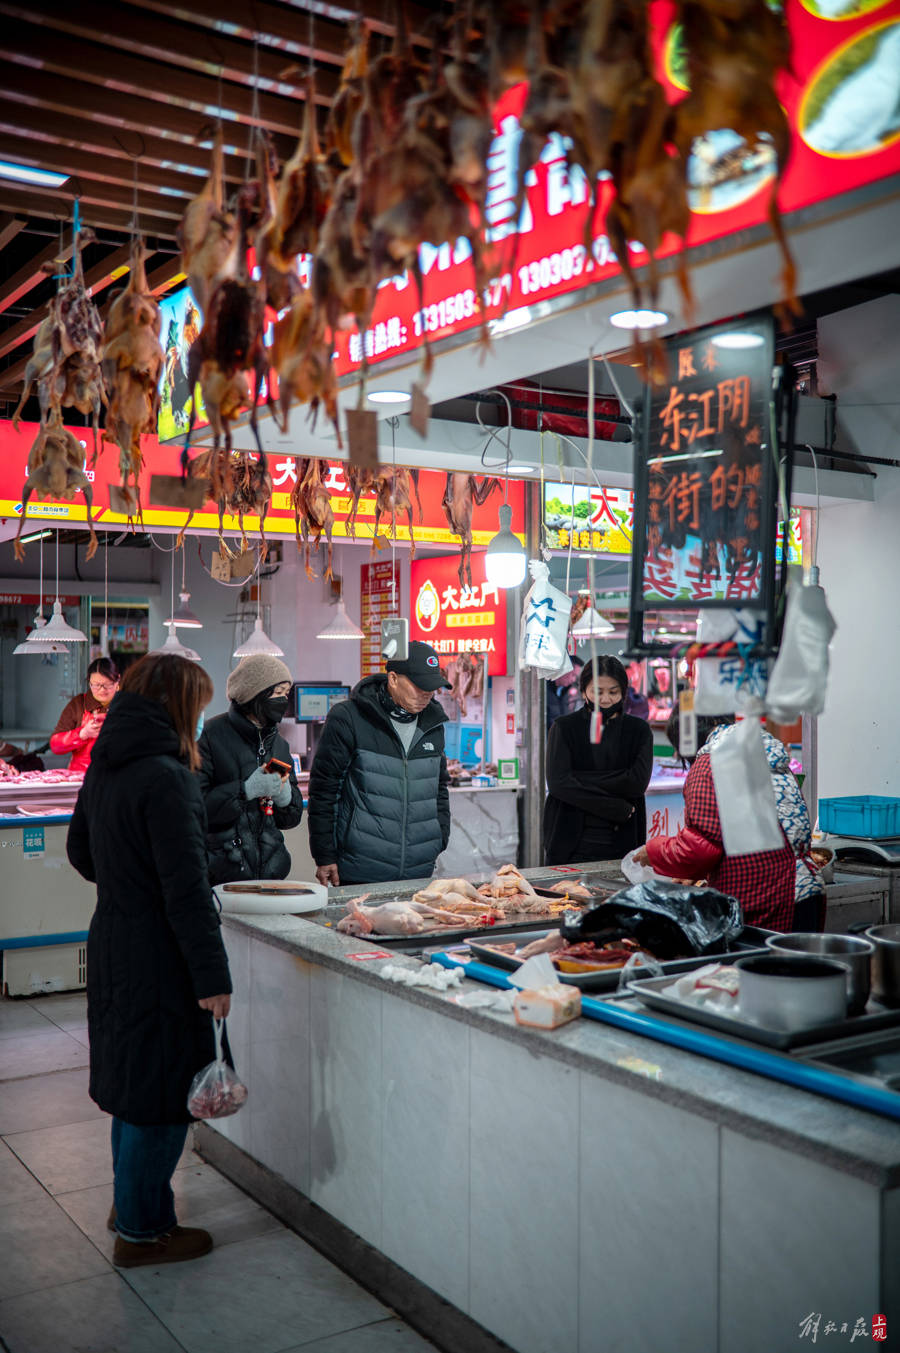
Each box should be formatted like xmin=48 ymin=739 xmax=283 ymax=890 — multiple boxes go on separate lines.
xmin=308 ymin=675 xmax=450 ymax=884
xmin=198 ymin=705 xmax=303 ymax=883
xmin=66 ymin=691 xmax=232 ymax=1126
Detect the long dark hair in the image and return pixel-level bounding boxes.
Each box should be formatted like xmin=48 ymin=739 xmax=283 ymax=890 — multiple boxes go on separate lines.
xmin=580 ymin=655 xmax=628 ymax=698
xmin=120 ymin=654 xmax=213 ymax=771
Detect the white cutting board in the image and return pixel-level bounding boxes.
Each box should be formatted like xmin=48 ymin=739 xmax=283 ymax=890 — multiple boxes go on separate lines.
xmin=213 ymin=880 xmax=327 ymax=915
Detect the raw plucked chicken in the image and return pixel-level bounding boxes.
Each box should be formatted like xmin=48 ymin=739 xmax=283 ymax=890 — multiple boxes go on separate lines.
xmin=337 ymin=894 xmax=491 ymax=936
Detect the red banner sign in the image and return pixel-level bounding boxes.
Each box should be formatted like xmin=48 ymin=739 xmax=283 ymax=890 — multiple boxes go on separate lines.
xmin=0 ymin=421 xmax=523 ymax=548
xmin=360 ymin=561 xmax=399 ymax=677
xmin=409 ymin=552 xmax=509 ymax=675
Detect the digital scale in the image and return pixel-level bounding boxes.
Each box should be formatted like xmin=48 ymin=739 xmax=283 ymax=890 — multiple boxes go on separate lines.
xmin=825 ymin=834 xmax=900 ymax=865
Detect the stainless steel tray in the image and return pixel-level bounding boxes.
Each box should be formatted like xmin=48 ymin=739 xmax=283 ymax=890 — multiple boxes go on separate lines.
xmin=626 ymin=973 xmax=900 ymax=1050
xmin=465 ymin=926 xmax=774 ymax=993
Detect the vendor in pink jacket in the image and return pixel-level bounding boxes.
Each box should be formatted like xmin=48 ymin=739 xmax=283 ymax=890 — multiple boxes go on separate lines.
xmin=50 ymin=657 xmax=120 ymax=774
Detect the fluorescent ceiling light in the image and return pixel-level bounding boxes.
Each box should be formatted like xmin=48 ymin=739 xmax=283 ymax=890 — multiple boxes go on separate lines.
xmin=507 ymin=464 xmax=535 ymax=474
xmin=0 ymin=160 xmax=69 ymax=188
xmin=658 ymin=449 xmax=724 ymax=463
xmin=609 ymin=309 xmax=668 ymax=330
xmin=367 ymin=390 xmax=411 ymax=405
xmin=18 ymin=530 xmax=53 ymax=545
xmin=712 ymin=332 xmax=765 ymax=349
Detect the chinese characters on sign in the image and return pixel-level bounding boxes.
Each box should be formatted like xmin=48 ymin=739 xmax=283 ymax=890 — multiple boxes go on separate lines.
xmin=799 ymin=1312 xmax=886 ymax=1343
xmin=410 ymin=553 xmax=508 ymax=675
xmin=543 ymin=483 xmax=635 ymax=554
xmin=360 ymin=562 xmax=399 ymax=678
xmin=629 ymin=315 xmax=780 ymax=654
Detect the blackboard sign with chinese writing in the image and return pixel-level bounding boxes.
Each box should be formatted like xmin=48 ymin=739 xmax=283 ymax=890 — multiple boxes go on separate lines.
xmin=628 ymin=313 xmax=779 ymax=654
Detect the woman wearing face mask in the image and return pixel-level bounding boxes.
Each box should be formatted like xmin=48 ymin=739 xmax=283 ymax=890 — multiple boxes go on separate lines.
xmin=198 ymin=655 xmax=303 ymax=883
xmin=50 ymin=657 xmax=121 ymax=773
xmin=543 ymin=655 xmax=653 ymax=865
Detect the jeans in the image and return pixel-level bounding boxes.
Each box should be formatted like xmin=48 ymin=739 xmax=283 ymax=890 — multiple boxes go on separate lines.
xmin=110 ymin=1118 xmax=188 ymax=1242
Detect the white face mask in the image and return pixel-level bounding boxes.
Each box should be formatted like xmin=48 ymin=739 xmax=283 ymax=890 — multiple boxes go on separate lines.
xmin=195 ymin=711 xmax=205 ymax=741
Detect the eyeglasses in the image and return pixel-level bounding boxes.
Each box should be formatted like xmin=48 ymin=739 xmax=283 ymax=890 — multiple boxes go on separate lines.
xmin=89 ymin=681 xmax=118 ymax=693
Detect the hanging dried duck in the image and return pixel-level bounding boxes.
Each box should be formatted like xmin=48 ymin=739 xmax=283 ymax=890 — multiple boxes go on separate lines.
xmin=12 ymin=227 xmax=105 ymax=458
xmin=176 ymin=125 xmax=238 ymax=318
xmin=270 ymin=288 xmax=341 ymax=442
xmin=674 ymin=0 xmax=797 ymax=312
xmin=324 ymin=21 xmax=370 ymax=170
xmin=13 ymin=409 xmax=98 ymax=562
xmin=290 ymin=456 xmax=334 ymax=579
xmin=372 ymin=466 xmax=418 ymax=560
xmin=101 ymin=238 xmax=164 ymax=512
xmin=442 ymin=472 xmax=500 ymax=588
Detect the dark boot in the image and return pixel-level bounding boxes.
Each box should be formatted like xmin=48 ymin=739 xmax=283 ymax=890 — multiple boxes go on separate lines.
xmin=107 ymin=1206 xmax=116 ymax=1233
xmin=113 ymin=1226 xmax=213 ymax=1269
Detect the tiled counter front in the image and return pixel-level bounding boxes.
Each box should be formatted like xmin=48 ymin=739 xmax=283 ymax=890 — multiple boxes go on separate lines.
xmin=211 ymin=908 xmax=900 ymax=1353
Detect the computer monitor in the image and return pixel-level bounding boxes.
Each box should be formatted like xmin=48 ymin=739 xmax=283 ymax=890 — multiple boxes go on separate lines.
xmin=291 ymin=682 xmax=351 ymax=723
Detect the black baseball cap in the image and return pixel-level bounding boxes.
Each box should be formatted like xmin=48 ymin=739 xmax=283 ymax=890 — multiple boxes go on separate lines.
xmin=386 ymin=641 xmax=451 ymax=691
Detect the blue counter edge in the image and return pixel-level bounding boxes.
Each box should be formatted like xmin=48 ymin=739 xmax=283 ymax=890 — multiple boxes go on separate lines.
xmin=1 ymin=931 xmax=89 ymax=949
xmin=430 ymin=953 xmax=900 ymax=1125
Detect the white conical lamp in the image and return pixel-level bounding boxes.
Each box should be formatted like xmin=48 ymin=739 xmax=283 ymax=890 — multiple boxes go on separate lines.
xmin=14 ymin=615 xmax=68 ymax=654
xmin=316 ymin=597 xmax=364 ymax=641
xmin=484 ymin=503 xmax=527 ymax=589
xmin=571 ymin=606 xmax=615 ymax=639
xmin=234 ymin=616 xmax=285 ymax=657
xmin=29 ymin=598 xmax=87 ymax=643
xmin=166 ymin=546 xmax=203 ymax=628
xmin=150 ymin=622 xmax=201 ymax=662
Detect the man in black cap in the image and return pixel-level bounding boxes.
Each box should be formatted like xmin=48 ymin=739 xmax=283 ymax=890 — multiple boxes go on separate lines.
xmin=308 ymin=642 xmax=452 ymax=887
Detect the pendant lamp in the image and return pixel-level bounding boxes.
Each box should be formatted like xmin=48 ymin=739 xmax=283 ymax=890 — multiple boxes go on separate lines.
xmin=165 ymin=544 xmax=202 ymax=628
xmin=15 ymin=536 xmax=68 ymax=653
xmin=26 ymin=531 xmax=86 ymax=644
xmin=316 ymin=597 xmax=365 ymax=641
xmin=233 ymin=562 xmax=283 ymax=657
xmin=485 ymin=503 xmax=527 ymax=589
xmin=150 ymin=621 xmax=202 ymax=662
xmin=571 ymin=605 xmax=615 ymax=639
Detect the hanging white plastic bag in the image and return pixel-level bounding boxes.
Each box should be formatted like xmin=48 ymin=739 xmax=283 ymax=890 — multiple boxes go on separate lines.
xmin=694 ymin=610 xmax=770 ymax=715
xmin=766 ymin=576 xmax=836 ymax=723
xmin=187 ymin=1018 xmax=248 ymax=1120
xmin=621 ymin=848 xmax=667 ymax=885
xmin=709 ymin=716 xmax=784 ymax=856
xmin=519 ymin=560 xmax=572 ymax=677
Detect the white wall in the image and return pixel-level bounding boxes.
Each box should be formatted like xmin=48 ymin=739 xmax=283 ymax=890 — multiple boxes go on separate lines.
xmin=814 ymin=296 xmax=900 ymax=799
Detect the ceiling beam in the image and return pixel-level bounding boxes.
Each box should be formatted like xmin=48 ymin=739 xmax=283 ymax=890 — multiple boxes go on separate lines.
xmin=0 ymin=239 xmax=73 ymax=316
xmin=0 ymin=184 xmax=178 ymax=242
xmin=0 ymin=97 xmax=275 ymax=180
xmin=0 ymin=0 xmax=347 ymax=89
xmin=0 ymin=132 xmax=200 ymax=204
xmin=1 ymin=20 xmax=336 ymax=136
xmin=0 ymin=213 xmax=26 ymax=251
xmin=146 ymin=256 xmax=187 ymax=295
xmin=127 ymin=0 xmax=438 ymax=55
xmin=0 ymin=244 xmax=135 ymax=364
xmin=0 ymin=175 xmax=183 ymax=230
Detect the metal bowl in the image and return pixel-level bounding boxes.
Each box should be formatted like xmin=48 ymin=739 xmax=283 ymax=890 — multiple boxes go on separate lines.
xmin=734 ymin=953 xmax=848 ymax=1032
xmin=766 ymin=933 xmax=873 ymax=1015
xmin=865 ymin=924 xmax=900 ymax=1008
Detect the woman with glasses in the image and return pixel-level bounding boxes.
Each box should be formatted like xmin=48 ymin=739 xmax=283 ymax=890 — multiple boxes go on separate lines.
xmin=50 ymin=657 xmax=121 ymax=773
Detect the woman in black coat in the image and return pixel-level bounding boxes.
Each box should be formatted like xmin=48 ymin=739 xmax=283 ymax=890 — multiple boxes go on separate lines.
xmin=197 ymin=654 xmax=303 ymax=883
xmin=543 ymin=655 xmax=654 ymax=865
xmin=67 ymin=653 xmax=232 ymax=1270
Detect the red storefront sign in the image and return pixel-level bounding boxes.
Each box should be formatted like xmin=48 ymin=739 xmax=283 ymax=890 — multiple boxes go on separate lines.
xmin=320 ymin=1 xmax=900 ymax=379
xmin=0 ymin=421 xmax=524 ymax=546
xmin=360 ymin=561 xmax=399 ymax=677
xmin=409 ymin=552 xmax=508 ymax=676
xmin=0 ymin=593 xmax=80 ymax=606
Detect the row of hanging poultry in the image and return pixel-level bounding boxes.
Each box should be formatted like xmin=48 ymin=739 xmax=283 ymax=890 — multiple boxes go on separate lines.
xmin=9 ymin=0 xmax=795 ymax=569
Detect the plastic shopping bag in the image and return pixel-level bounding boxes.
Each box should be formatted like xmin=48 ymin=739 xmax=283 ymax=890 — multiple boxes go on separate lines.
xmin=187 ymin=1018 xmax=248 ymax=1120
xmin=709 ymin=716 xmax=784 ymax=856
xmin=693 ymin=610 xmax=769 ymax=714
xmin=621 ymin=848 xmax=667 ymax=885
xmin=766 ymin=577 xmax=836 ymax=723
xmin=519 ymin=560 xmax=572 ymax=677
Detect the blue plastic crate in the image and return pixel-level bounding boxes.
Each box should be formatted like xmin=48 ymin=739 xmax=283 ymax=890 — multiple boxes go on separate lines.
xmin=819 ymin=796 xmax=900 ymax=839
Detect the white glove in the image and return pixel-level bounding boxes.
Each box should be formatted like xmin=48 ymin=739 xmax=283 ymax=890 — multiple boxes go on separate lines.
xmin=244 ymin=768 xmax=284 ymax=800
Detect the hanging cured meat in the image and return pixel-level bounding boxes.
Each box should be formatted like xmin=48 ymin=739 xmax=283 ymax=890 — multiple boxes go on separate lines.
xmin=176 ymin=126 xmax=238 ymax=318
xmin=290 ymin=456 xmax=334 ymax=579
xmin=442 ymin=472 xmax=500 ymax=588
xmin=13 ymin=410 xmax=98 ymax=561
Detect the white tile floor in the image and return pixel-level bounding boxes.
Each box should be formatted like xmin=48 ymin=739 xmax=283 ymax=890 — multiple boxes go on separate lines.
xmin=0 ymin=992 xmax=438 ymax=1353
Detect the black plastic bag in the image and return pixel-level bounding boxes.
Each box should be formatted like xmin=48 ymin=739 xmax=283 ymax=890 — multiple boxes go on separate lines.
xmin=559 ymin=881 xmax=743 ymax=959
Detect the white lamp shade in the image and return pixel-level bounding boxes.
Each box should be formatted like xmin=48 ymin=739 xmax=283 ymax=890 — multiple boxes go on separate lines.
xmin=14 ymin=615 xmax=68 ymax=654
xmin=150 ymin=623 xmax=202 ymax=662
xmin=571 ymin=606 xmax=615 ymax=639
xmin=165 ymin=591 xmax=203 ymax=629
xmin=484 ymin=504 xmax=527 ymax=589
xmin=233 ymin=617 xmax=285 ymax=658
xmin=27 ymin=599 xmax=86 ymax=643
xmin=316 ymin=599 xmax=365 ymax=641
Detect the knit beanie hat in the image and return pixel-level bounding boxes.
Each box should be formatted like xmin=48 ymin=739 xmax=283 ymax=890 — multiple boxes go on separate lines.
xmin=226 ymin=655 xmax=292 ymax=706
